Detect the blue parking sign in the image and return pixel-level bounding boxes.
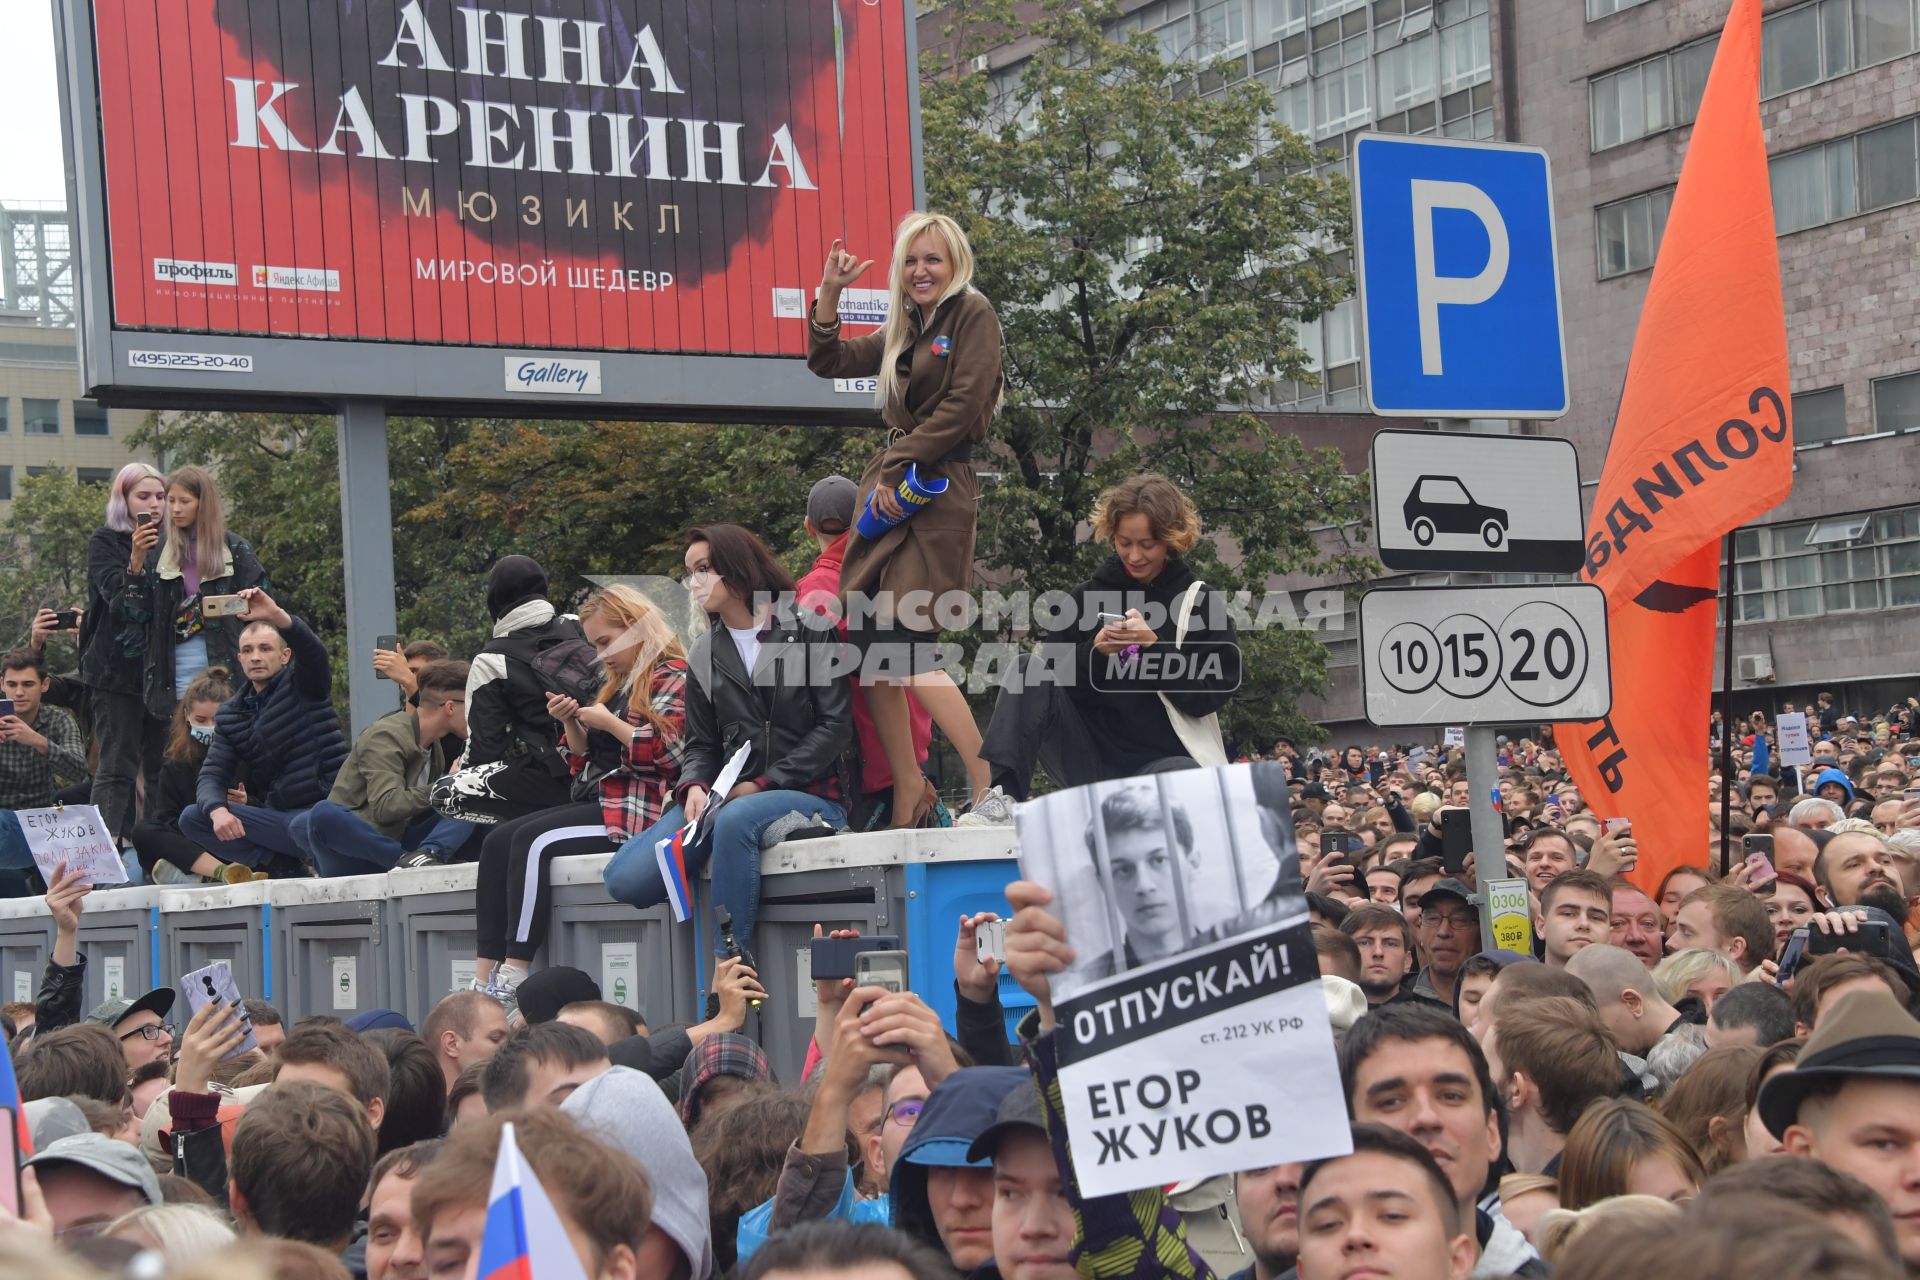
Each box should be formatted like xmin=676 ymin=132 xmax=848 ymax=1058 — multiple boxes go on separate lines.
xmin=1352 ymin=135 xmax=1568 ymax=419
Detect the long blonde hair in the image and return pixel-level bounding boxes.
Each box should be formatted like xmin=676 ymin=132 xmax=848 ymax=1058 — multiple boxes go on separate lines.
xmin=577 ymin=584 xmax=686 ymax=732
xmin=876 ymin=211 xmax=978 ymax=410
xmin=163 ymin=464 xmax=229 ymax=576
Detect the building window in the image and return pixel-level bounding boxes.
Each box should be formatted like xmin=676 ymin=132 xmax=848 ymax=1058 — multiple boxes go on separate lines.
xmin=1588 ymin=0 xmax=1655 ymax=18
xmin=1874 ymin=369 xmax=1920 ymax=433
xmin=23 ymin=399 xmax=60 ymax=435
xmin=1589 ymin=37 xmax=1717 ymax=151
xmin=76 ymin=467 xmax=114 ymax=486
xmin=1376 ymin=31 xmax=1436 ymax=111
xmin=73 ymin=402 xmax=109 ymax=437
xmin=1771 ymin=115 xmax=1920 ymax=233
xmin=1763 ymin=0 xmax=1918 ymax=98
xmin=1594 ymin=186 xmax=1674 ymax=278
xmin=25 ymin=466 xmax=58 ymax=478
xmin=1792 ymin=386 xmax=1850 ymax=445
xmin=1198 ymin=0 xmax=1249 ymax=57
xmin=1310 ymin=19 xmax=1372 ymax=136
xmin=1437 ymin=2 xmax=1490 ymax=95
xmin=0 ymin=466 xmax=10 ymax=500
xmin=1721 ymin=503 xmax=1920 ymax=619
xmin=0 ymin=403 xmax=8 ymax=432
xmin=1257 ymin=0 xmax=1310 ymax=40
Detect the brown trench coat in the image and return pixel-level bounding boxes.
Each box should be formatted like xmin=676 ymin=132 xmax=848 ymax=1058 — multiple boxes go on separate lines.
xmin=806 ymin=288 xmax=1004 ymax=624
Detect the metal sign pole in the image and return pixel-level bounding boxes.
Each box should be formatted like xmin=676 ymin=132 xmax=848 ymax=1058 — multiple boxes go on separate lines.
xmin=1466 ymin=725 xmax=1504 ymax=954
xmin=337 ymin=399 xmax=398 ymax=738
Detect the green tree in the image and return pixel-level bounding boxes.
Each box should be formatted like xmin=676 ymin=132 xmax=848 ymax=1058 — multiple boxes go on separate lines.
xmin=0 ymin=470 xmax=103 ymax=669
xmin=412 ymin=419 xmax=875 ymax=588
xmin=923 ymin=0 xmax=1375 ymax=744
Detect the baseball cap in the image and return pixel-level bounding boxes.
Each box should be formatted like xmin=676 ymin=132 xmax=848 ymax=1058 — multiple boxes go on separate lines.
xmin=346 ymin=1008 xmax=413 ymax=1033
xmin=806 ymin=475 xmax=858 ymax=536
xmin=1419 ymin=878 xmax=1482 ymax=909
xmin=1300 ymin=783 xmax=1331 ymax=802
xmin=85 ymin=987 xmax=175 ymax=1030
xmin=1759 ymin=988 xmax=1920 ymax=1139
xmin=25 ymin=1133 xmax=163 ymax=1206
xmin=965 ymin=1075 xmax=1047 ymax=1164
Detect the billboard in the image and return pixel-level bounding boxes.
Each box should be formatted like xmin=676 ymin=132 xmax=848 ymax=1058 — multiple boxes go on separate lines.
xmin=55 ymin=0 xmax=924 ymax=419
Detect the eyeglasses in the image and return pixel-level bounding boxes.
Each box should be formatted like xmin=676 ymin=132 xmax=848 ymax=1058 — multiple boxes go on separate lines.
xmin=118 ymin=1022 xmax=174 ymax=1042
xmin=1422 ymin=912 xmax=1478 ymax=932
xmin=676 ymin=564 xmax=717 ymax=586
xmin=884 ymin=1099 xmax=925 ymax=1127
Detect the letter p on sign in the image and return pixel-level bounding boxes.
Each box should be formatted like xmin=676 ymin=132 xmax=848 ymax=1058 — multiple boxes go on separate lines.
xmin=1352 ymin=135 xmax=1568 ymax=419
xmin=1410 ymin=180 xmax=1509 ymax=376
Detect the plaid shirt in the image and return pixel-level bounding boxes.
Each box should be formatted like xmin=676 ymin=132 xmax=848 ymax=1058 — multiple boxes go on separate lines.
xmin=565 ymin=660 xmax=689 ymax=842
xmin=0 ymin=705 xmax=88 ymax=810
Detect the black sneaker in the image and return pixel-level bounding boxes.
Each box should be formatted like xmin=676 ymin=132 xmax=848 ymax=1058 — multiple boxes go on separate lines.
xmin=395 ymin=849 xmax=446 ymax=870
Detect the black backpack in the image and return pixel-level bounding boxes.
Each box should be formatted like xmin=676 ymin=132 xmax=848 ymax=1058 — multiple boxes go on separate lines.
xmin=531 ymin=634 xmax=605 ymax=704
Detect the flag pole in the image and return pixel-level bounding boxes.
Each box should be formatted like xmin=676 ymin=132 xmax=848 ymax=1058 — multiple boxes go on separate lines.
xmin=1719 ymin=530 xmax=1737 ymax=877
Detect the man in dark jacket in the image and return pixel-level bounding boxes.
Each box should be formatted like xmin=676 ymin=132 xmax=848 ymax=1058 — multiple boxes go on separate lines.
xmin=177 ymin=589 xmax=347 ymax=873
xmin=429 ymin=556 xmax=583 ymax=825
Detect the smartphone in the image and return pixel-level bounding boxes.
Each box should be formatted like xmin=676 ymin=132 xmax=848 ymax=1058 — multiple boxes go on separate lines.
xmin=179 ymin=960 xmax=259 ymax=1059
xmin=854 ymin=949 xmax=909 ymax=994
xmin=1095 ymin=612 xmax=1127 ymax=628
xmin=0 ymin=1107 xmax=17 ymax=1218
xmin=975 ymin=920 xmax=1006 ymax=965
xmin=374 ymin=634 xmax=400 ymax=680
xmin=1809 ymin=919 xmax=1898 ymax=962
xmin=1904 ymin=784 xmax=1920 ymax=803
xmin=1440 ymin=808 xmax=1472 ymax=876
xmin=135 ymin=510 xmax=156 ymax=527
xmin=0 ymin=699 xmax=13 ymax=720
xmin=1603 ymin=817 xmax=1632 ymax=835
xmin=1743 ymin=852 xmax=1778 ymax=887
xmin=202 ymin=594 xmax=248 ymax=618
xmin=51 ymin=610 xmax=81 ymax=631
xmin=1743 ymin=833 xmax=1774 ymax=863
xmin=808 ymin=934 xmax=901 ymax=982
xmin=1320 ymin=831 xmax=1363 ymax=858
xmin=1777 ymin=926 xmax=1811 ymax=981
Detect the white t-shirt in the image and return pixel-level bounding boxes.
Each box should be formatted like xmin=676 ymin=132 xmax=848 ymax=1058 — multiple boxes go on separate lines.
xmin=727 ymin=623 xmax=763 ymax=676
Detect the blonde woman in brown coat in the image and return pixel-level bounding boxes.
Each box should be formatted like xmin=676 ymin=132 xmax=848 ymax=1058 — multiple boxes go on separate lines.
xmin=807 ymin=211 xmax=1010 ymax=827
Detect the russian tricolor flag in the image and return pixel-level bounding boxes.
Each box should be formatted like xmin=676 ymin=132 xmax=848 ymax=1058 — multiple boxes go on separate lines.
xmin=1 ymin=1036 xmax=31 ymax=1158
xmin=655 ymin=827 xmax=693 ymax=923
xmin=477 ymin=1122 xmax=588 ymax=1280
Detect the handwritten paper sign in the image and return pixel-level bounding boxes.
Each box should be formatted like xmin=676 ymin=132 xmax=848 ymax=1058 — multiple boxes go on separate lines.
xmin=15 ymin=806 xmax=128 ymax=886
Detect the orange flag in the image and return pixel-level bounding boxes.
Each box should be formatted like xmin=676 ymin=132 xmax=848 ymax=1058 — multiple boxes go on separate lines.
xmin=1561 ymin=0 xmax=1792 ymax=895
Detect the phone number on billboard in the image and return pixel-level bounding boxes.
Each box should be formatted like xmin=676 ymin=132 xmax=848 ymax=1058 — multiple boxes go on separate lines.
xmin=128 ymin=350 xmax=255 ymax=373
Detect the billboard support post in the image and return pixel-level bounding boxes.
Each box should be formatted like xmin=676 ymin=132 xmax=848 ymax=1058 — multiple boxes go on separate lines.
xmin=337 ymin=400 xmax=397 ymax=738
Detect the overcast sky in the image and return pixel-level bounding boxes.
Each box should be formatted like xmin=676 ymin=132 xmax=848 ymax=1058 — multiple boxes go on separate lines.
xmin=0 ymin=5 xmax=72 ymax=206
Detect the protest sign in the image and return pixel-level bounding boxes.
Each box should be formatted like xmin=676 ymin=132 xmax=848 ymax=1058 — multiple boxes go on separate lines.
xmin=1776 ymin=712 xmax=1812 ymax=767
xmin=14 ymin=805 xmax=127 ymax=886
xmin=1015 ymin=763 xmax=1350 ymax=1196
xmin=1443 ymin=726 xmax=1466 ymax=749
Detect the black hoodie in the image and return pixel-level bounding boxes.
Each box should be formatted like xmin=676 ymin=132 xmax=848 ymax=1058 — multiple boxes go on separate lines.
xmin=1053 ymin=555 xmax=1241 ymax=773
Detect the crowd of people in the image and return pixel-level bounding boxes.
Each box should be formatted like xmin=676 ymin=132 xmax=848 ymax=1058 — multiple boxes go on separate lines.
xmin=1 ymin=692 xmax=1919 ymax=1279
xmin=4 ymin=212 xmax=1919 ymax=1277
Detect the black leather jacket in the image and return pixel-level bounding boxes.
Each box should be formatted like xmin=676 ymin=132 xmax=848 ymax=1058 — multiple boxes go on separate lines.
xmin=677 ymin=605 xmax=851 ymax=804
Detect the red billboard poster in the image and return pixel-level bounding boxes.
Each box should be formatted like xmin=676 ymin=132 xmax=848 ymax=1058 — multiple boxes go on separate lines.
xmin=89 ymin=0 xmax=919 ymax=356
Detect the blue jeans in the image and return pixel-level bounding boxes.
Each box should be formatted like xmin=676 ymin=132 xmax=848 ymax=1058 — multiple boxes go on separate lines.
xmin=178 ymin=802 xmax=313 ymax=870
xmin=291 ymin=801 xmax=478 ymax=877
xmin=174 ymin=636 xmax=210 ymax=701
xmin=604 ymin=789 xmax=846 ymax=956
